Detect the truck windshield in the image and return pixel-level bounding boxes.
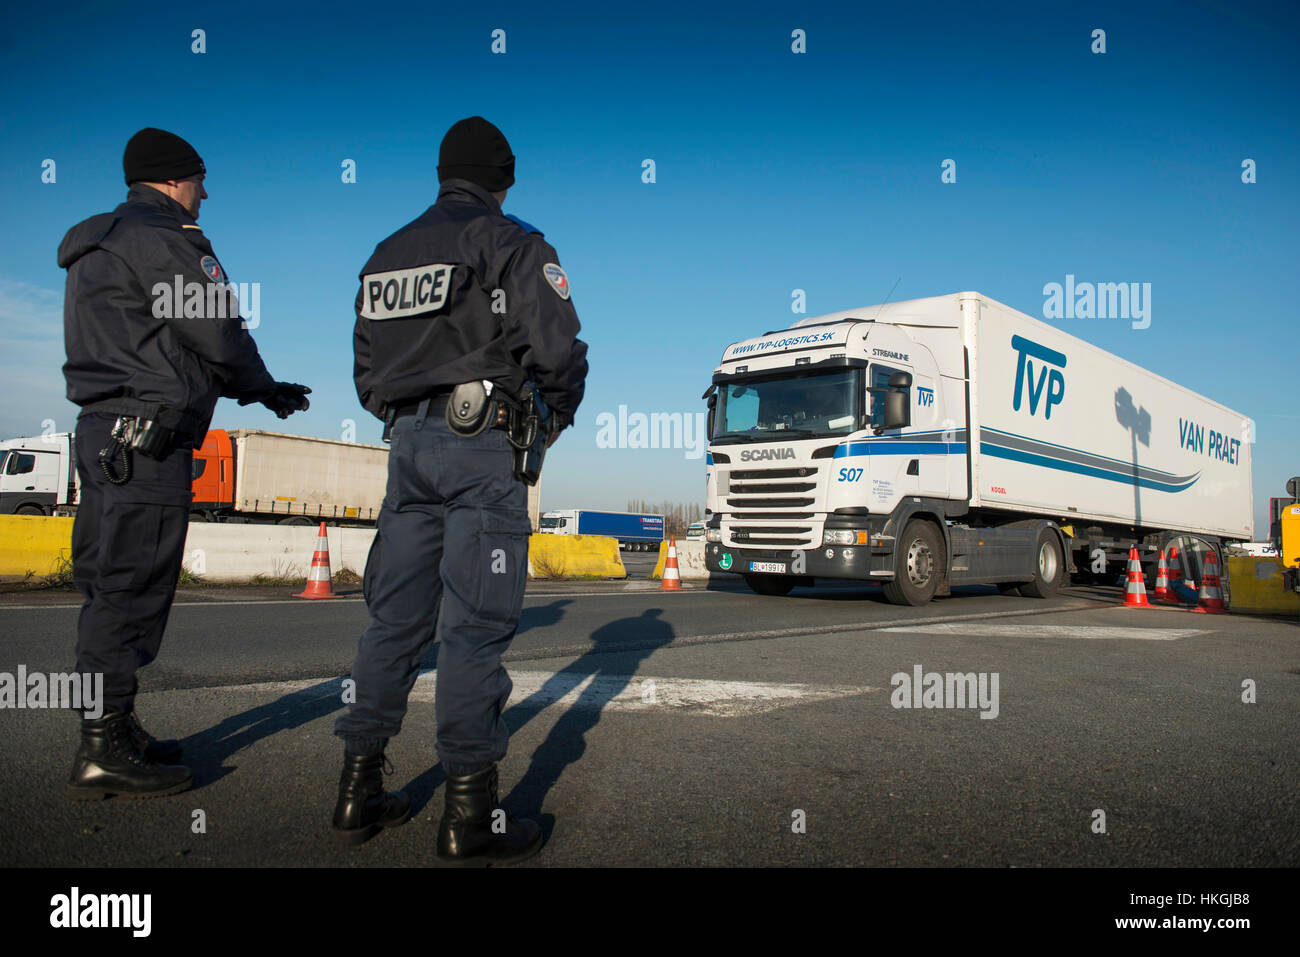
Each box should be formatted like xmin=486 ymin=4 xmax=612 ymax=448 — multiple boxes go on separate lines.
xmin=540 ymin=517 xmax=564 ymax=528
xmin=714 ymin=368 xmax=860 ymax=443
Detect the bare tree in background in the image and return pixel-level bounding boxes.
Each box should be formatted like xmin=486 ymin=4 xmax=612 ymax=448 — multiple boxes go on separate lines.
xmin=626 ymin=499 xmax=704 ymax=537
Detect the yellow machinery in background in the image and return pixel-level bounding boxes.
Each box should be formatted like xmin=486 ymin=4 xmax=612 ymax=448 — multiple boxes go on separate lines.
xmin=1279 ymin=478 xmax=1300 ymax=605
xmin=1281 ymin=502 xmax=1300 ymax=570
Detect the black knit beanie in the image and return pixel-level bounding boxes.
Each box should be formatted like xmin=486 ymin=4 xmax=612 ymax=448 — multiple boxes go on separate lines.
xmin=123 ymin=128 xmax=206 ymax=184
xmin=437 ymin=117 xmax=515 ymax=192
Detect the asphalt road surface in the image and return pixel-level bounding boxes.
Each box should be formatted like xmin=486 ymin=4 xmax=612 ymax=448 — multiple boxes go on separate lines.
xmin=1 ymin=577 xmax=1296 ymax=867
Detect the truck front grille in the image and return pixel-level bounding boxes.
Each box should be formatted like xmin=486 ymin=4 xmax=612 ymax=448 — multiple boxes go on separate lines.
xmin=722 ymin=465 xmax=822 ymax=547
xmin=725 ymin=497 xmax=815 ymax=509
xmin=729 ymin=482 xmax=816 ymax=494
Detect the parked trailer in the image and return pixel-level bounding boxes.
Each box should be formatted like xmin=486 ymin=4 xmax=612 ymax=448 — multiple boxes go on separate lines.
xmin=190 ymin=429 xmax=388 ymax=524
xmin=3 ymin=426 xmax=545 ymax=527
xmin=703 ymin=291 xmax=1252 ymax=602
xmin=539 ymin=509 xmax=666 ymax=550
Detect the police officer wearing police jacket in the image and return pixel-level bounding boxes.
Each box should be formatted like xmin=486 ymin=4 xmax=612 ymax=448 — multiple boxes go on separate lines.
xmin=333 ymin=117 xmax=587 ymax=864
xmin=58 ymin=128 xmax=310 ymax=799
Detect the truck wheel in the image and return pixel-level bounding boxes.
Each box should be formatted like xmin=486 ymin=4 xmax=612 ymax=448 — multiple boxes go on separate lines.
xmin=745 ymin=574 xmax=796 ymax=597
xmin=1019 ymin=529 xmax=1064 ymax=599
xmin=16 ymin=504 xmax=46 ymax=516
xmin=278 ymin=516 xmax=314 ymax=526
xmin=882 ymin=519 xmax=942 ymax=606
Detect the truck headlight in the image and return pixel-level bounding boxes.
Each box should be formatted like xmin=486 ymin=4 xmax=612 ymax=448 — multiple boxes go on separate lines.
xmin=706 ymin=529 xmax=722 ymax=542
xmin=823 ymin=530 xmax=869 ymax=546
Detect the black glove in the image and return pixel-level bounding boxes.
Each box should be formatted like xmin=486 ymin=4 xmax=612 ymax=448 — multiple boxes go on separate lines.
xmin=261 ymin=382 xmax=311 ymax=418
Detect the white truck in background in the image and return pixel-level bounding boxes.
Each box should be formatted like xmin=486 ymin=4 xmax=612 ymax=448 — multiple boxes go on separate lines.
xmin=703 ymin=291 xmax=1252 ymax=603
xmin=0 ymin=433 xmax=78 ymax=515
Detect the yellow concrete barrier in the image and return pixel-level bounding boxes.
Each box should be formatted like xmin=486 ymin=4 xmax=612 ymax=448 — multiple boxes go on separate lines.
xmin=1227 ymin=556 xmax=1299 ymax=616
xmin=528 ymin=534 xmax=626 ymax=579
xmin=0 ymin=515 xmax=75 ymax=577
xmin=651 ymin=539 xmax=713 ymax=580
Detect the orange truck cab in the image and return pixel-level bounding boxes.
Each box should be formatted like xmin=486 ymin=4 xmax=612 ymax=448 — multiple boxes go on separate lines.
xmin=191 ymin=428 xmax=234 ymax=517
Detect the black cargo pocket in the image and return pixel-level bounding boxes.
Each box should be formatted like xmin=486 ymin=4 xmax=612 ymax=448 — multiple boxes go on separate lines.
xmin=477 ymin=505 xmax=531 ymax=626
xmin=362 ymin=527 xmax=382 ymax=605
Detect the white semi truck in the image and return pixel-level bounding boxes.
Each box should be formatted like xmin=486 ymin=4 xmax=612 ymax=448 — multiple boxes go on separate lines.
xmin=703 ymin=292 xmax=1253 ymax=603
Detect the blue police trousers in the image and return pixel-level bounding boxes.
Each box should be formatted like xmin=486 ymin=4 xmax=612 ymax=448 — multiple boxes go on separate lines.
xmin=71 ymin=412 xmax=192 ymax=715
xmin=334 ymin=407 xmax=531 ymax=774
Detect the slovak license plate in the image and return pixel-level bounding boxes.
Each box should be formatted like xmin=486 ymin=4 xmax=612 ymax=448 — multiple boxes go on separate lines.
xmin=749 ymin=561 xmax=786 ymax=574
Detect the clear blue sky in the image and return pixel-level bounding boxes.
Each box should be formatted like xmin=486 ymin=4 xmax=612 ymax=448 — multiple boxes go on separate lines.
xmin=1 ymin=0 xmax=1296 ymax=535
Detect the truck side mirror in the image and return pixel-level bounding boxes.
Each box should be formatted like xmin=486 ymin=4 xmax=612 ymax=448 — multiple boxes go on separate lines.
xmin=884 ymin=390 xmax=910 ymax=430
xmin=706 ymin=393 xmax=718 ymax=441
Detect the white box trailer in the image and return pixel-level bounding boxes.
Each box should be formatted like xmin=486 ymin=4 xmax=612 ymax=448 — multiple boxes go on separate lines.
xmin=228 ymin=429 xmax=389 ymax=523
xmin=220 ymin=430 xmax=542 ymax=529
xmin=703 ymin=291 xmax=1252 ymax=603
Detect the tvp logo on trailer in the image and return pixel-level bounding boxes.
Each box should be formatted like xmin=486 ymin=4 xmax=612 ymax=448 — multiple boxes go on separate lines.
xmin=1011 ymin=336 xmax=1066 ymax=420
xmin=917 ymin=387 xmax=935 ymax=408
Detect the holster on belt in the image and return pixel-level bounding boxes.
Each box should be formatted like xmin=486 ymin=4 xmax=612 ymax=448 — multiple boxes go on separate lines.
xmin=444 ymin=380 xmax=551 ymax=485
xmin=98 ymin=416 xmax=176 ymax=485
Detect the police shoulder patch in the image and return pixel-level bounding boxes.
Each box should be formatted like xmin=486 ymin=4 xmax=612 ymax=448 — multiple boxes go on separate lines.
xmin=199 ymin=255 xmax=223 ymax=282
xmin=543 ymin=263 xmax=570 ymax=300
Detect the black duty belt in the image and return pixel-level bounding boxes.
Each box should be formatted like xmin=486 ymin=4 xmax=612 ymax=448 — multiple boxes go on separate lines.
xmin=389 ymin=393 xmax=452 ymax=420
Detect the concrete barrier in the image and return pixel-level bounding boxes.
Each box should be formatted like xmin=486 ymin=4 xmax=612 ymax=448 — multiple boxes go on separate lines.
xmin=651 ymin=538 xmax=713 ymax=580
xmin=527 ymin=534 xmax=626 ymax=579
xmin=1226 ymin=556 xmax=1299 ymax=616
xmin=0 ymin=515 xmax=74 ymax=577
xmin=1 ymin=516 xmax=629 ymax=583
xmin=180 ymin=523 xmax=376 ymax=582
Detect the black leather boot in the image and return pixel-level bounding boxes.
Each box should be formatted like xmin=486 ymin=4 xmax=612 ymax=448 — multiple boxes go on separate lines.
xmin=331 ymin=751 xmax=411 ymax=846
xmin=67 ymin=713 xmax=192 ymax=800
xmin=124 ymin=711 xmax=183 ymax=764
xmin=436 ymin=764 xmax=542 ymax=866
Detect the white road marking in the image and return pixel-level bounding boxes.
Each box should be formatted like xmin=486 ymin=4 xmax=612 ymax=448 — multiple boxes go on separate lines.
xmin=192 ymin=672 xmax=876 ymax=718
xmin=880 ymin=623 xmax=1208 ymax=641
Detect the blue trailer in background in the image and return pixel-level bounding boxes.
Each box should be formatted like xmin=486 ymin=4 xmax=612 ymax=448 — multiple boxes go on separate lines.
xmin=539 ymin=509 xmax=666 ymax=551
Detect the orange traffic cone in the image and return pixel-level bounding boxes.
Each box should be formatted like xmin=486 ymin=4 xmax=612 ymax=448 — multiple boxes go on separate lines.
xmin=295 ymin=522 xmax=341 ymax=599
xmin=1121 ymin=547 xmax=1150 ymax=607
xmin=1191 ymin=549 xmax=1227 ymax=614
xmin=1164 ymin=543 xmax=1185 ymax=601
xmin=659 ymin=537 xmax=682 ymax=591
xmin=1153 ymin=547 xmax=1176 ymax=604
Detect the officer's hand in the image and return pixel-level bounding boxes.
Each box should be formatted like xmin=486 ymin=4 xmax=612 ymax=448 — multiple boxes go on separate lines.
xmin=263 ymin=382 xmax=312 ymax=418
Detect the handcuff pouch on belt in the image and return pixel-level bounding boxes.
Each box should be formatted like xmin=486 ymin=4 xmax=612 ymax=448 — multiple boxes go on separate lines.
xmin=98 ymin=417 xmax=175 ymax=486
xmin=444 ymin=380 xmax=550 ymax=485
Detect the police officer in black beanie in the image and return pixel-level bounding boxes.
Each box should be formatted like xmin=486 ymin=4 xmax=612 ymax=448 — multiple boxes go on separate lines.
xmin=58 ymin=127 xmax=310 ymax=799
xmin=333 ymin=116 xmax=587 ymax=863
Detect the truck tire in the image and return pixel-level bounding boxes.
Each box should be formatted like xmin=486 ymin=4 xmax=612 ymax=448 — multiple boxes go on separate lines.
xmin=745 ymin=574 xmax=796 ymax=597
xmin=278 ymin=516 xmax=314 ymax=526
xmin=1018 ymin=528 xmax=1064 ymax=599
xmin=882 ymin=519 xmax=943 ymax=606
xmin=16 ymin=504 xmax=46 ymax=516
